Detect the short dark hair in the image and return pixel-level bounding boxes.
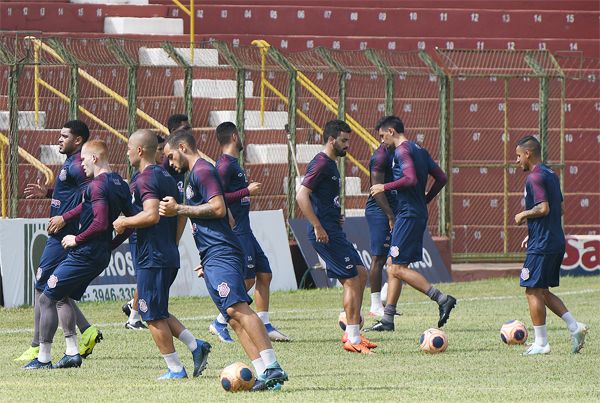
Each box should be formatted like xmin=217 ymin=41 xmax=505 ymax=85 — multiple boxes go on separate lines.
xmin=323 ymin=119 xmax=351 ymax=144
xmin=167 ymin=129 xmax=196 ymax=151
xmin=167 ymin=114 xmax=190 ymax=134
xmin=63 ymin=120 xmax=90 ymax=142
xmin=156 ymin=134 xmax=165 ymax=144
xmin=375 ymin=115 xmax=404 ymax=134
xmin=517 ymin=135 xmax=541 ymax=157
xmin=215 ymin=121 xmax=237 ymax=145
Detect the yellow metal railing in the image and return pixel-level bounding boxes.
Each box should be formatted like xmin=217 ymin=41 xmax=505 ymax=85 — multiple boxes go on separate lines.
xmin=1 ymin=131 xmax=55 ymax=217
xmin=171 ymin=0 xmax=195 ymax=63
xmin=252 ymin=40 xmax=380 ymax=151
xmin=251 ymin=40 xmax=371 ymax=176
xmin=27 ymin=35 xmax=215 ymax=164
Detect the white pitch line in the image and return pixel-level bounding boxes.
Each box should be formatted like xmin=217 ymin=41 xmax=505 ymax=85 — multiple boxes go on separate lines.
xmin=1 ymin=288 xmax=598 ymax=335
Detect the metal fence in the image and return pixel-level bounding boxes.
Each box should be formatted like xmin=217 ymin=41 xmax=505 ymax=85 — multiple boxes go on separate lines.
xmin=1 ymin=33 xmax=598 ymax=261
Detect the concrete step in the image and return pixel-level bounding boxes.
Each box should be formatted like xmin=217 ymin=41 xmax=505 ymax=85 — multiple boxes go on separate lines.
xmin=104 ymin=17 xmax=183 ymax=35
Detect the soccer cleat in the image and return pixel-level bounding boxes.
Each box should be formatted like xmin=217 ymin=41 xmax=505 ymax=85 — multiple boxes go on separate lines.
xmin=157 ymin=368 xmax=188 ymax=380
xmin=343 ymin=340 xmax=374 ymax=354
xmin=14 ymin=346 xmax=40 ymax=362
xmin=53 ymin=354 xmax=82 ymax=369
xmin=252 ymin=364 xmax=288 ymax=391
xmin=79 ymin=326 xmax=103 ymax=358
xmin=437 ymin=295 xmax=457 ymax=328
xmin=23 ymin=358 xmax=53 ymax=370
xmin=265 ymin=323 xmax=290 ymax=342
xmin=341 ymin=334 xmax=378 ymax=349
xmin=571 ymin=322 xmax=589 ymax=354
xmin=191 ymin=340 xmax=211 ymax=377
xmin=209 ymin=320 xmax=234 ymax=343
xmin=122 ymin=301 xmax=132 ymax=317
xmin=364 ymin=320 xmax=395 ymax=332
xmin=523 ymin=343 xmax=551 ymax=355
xmin=125 ymin=321 xmax=147 ymax=330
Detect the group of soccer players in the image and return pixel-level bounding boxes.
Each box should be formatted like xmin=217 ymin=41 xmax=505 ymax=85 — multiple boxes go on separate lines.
xmin=14 ymin=111 xmax=588 ymax=386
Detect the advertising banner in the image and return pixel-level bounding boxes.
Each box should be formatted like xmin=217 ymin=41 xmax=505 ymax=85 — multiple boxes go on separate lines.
xmin=0 ymin=210 xmax=296 ymax=308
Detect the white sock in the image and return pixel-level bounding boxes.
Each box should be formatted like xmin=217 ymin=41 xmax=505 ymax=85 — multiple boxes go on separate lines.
xmin=370 ymin=292 xmax=382 ymax=310
xmin=65 ymin=335 xmax=79 ymax=356
xmin=162 ymin=352 xmax=184 ymax=372
xmin=259 ymin=349 xmax=277 ymax=368
xmin=177 ymin=329 xmax=197 ymax=352
xmin=128 ymin=309 xmax=141 ymax=323
xmin=533 ymin=325 xmax=548 ymax=347
xmin=257 ymin=311 xmax=270 ymax=325
xmin=252 ymin=357 xmax=266 ymax=375
xmin=346 ymin=324 xmax=361 ymax=345
xmin=216 ymin=313 xmax=227 ymax=325
xmin=39 ymin=342 xmax=52 ymax=363
xmin=561 ymin=312 xmax=578 ymax=333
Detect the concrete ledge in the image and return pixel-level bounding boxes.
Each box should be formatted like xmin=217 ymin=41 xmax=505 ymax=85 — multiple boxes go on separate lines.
xmin=173 ymin=79 xmax=253 ymax=98
xmin=138 ymin=47 xmax=219 ymax=67
xmin=208 ymin=110 xmax=288 ymax=130
xmin=104 ymin=17 xmax=183 ymax=35
xmin=40 ymin=145 xmax=66 ymax=165
xmin=452 ymin=263 xmax=521 ymax=282
xmin=0 ymin=111 xmax=46 ymax=130
xmin=71 ymin=0 xmax=148 ymax=4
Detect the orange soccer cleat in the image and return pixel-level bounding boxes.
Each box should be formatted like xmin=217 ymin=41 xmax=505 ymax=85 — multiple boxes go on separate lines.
xmin=341 ymin=333 xmax=378 ymax=349
xmin=343 ymin=340 xmax=375 ymax=355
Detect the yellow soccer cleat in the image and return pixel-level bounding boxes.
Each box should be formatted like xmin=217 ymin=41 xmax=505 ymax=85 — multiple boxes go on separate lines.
xmin=79 ymin=326 xmax=103 ymax=358
xmin=14 ymin=346 xmax=40 ymax=362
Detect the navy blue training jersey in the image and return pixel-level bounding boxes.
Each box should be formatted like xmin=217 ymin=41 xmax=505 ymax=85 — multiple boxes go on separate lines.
xmin=74 ymin=172 xmax=131 ymax=247
xmin=301 ymin=152 xmax=342 ymax=231
xmin=216 ymin=154 xmax=252 ymax=235
xmin=51 ymin=152 xmax=90 ymax=238
xmin=390 ymin=141 xmax=438 ymax=219
xmin=365 ymin=144 xmax=398 ymax=212
xmin=132 ymin=164 xmax=180 ymax=269
xmin=186 ymin=158 xmax=243 ymax=260
xmin=524 ymin=164 xmax=565 ymax=254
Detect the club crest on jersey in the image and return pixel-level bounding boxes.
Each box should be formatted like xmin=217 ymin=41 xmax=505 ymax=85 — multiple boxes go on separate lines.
xmin=390 ymin=246 xmax=400 ymax=257
xmin=138 ymin=299 xmax=148 ymax=313
xmin=333 ymin=196 xmax=341 ymax=208
xmin=36 ymin=267 xmax=42 ymax=281
xmin=51 ymin=199 xmax=61 ymax=208
xmin=47 ymin=274 xmax=58 ymax=289
xmin=191 ymin=223 xmax=198 ymax=234
xmin=59 ymin=169 xmax=67 ymax=181
xmin=521 ymin=267 xmax=530 ymax=280
xmin=177 ymin=181 xmax=184 ymax=194
xmin=186 ymin=185 xmax=194 ymax=200
xmin=217 ymin=282 xmax=230 ymax=298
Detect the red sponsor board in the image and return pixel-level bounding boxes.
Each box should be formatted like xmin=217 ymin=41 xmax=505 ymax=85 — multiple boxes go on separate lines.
xmin=561 ymin=235 xmax=600 ymax=276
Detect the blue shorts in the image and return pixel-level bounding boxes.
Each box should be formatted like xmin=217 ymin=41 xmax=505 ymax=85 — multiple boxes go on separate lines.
xmin=203 ymin=252 xmax=252 ymax=322
xmin=137 ymin=267 xmax=178 ymax=321
xmin=390 ymin=217 xmax=427 ymax=265
xmin=309 ymin=228 xmax=363 ymax=279
xmin=35 ymin=236 xmax=69 ymax=292
xmin=236 ymin=232 xmax=272 ymax=279
xmin=365 ymin=206 xmax=392 ymax=257
xmin=520 ymin=252 xmax=563 ymax=288
xmin=43 ymin=246 xmax=111 ymax=301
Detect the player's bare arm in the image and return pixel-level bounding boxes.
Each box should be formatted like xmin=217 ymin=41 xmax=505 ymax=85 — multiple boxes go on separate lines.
xmin=296 ymin=185 xmax=329 ymax=244
xmin=24 ymin=179 xmax=50 ymax=199
xmin=370 ymin=170 xmax=395 ymax=228
xmin=113 ymin=198 xmax=160 ymax=234
xmin=160 ymin=195 xmax=227 ymax=219
xmin=514 ymin=201 xmax=549 ymax=225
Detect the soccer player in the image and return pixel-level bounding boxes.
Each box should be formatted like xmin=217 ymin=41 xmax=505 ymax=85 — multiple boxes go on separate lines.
xmin=122 ymin=135 xmax=169 ymax=330
xmin=113 ymin=129 xmax=211 ymax=378
xmin=210 ymin=121 xmax=290 ymax=343
xmin=17 ymin=120 xmax=101 ymax=363
xmin=514 ymin=135 xmax=589 ymax=355
xmin=159 ymin=130 xmax=288 ymax=390
xmin=167 ymin=113 xmax=192 ymax=134
xmin=24 ymin=140 xmax=131 ymax=369
xmin=367 ymin=116 xmax=454 ymax=332
xmin=365 ymin=141 xmax=397 ymax=317
xmin=295 ymin=119 xmax=377 ymax=354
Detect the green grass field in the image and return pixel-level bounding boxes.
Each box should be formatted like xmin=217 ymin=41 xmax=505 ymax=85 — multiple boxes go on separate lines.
xmin=1 ymin=276 xmax=599 ymax=402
